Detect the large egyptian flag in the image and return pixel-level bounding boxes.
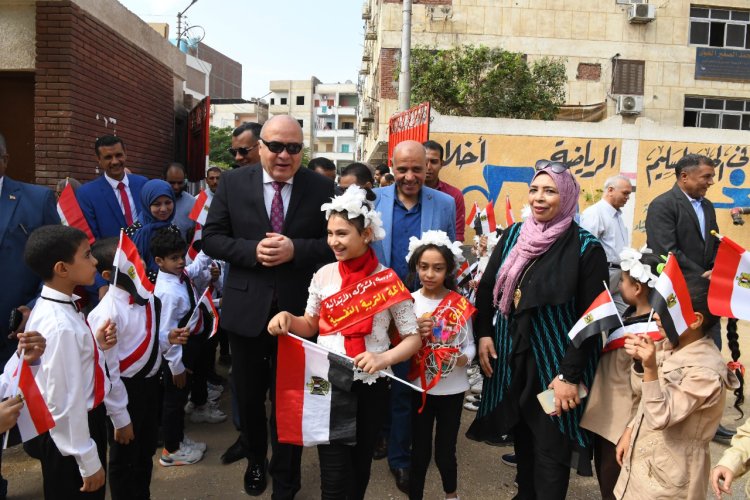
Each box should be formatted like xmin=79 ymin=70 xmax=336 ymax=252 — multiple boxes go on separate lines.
xmin=603 ymin=321 xmax=663 ymax=353
xmin=57 ymin=182 xmax=95 ymax=244
xmin=113 ymin=231 xmax=154 ymax=306
xmin=708 ymin=235 xmax=750 ymax=321
xmin=3 ymin=356 xmax=55 ymax=443
xmin=649 ymin=254 xmax=696 ymax=344
xmin=276 ymin=334 xmax=356 ymax=447
xmin=567 ymin=290 xmax=622 ymax=348
xmin=188 ymin=190 xmax=211 ymax=226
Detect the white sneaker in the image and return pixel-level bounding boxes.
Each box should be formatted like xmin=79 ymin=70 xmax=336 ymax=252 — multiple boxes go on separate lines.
xmin=207 ymin=387 xmax=222 ymax=401
xmin=190 ymin=402 xmax=227 ymax=424
xmin=182 ymin=435 xmax=207 ymax=453
xmin=207 ymin=382 xmax=224 ymax=394
xmin=184 ymin=401 xmax=195 ymax=414
xmin=468 ymin=373 xmax=482 ymax=386
xmin=467 ymin=365 xmax=479 ymax=376
xmin=465 ymin=394 xmax=481 ymax=403
xmin=470 ymin=380 xmax=483 ymax=394
xmin=159 ymin=443 xmax=203 ymax=466
xmin=463 ymin=401 xmax=479 ymax=412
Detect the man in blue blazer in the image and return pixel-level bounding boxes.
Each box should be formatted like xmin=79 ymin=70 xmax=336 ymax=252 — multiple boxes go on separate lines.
xmin=76 ymin=135 xmax=148 ymax=239
xmin=370 ymin=140 xmax=456 ymax=494
xmin=0 ymin=132 xmax=60 ymax=497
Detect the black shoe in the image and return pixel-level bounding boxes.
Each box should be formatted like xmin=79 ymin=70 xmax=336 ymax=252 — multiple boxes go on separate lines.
xmin=244 ymin=459 xmax=268 ymax=496
xmin=218 ymin=354 xmax=232 ymax=366
xmin=501 ymin=453 xmax=517 ymax=467
xmin=221 ymin=436 xmax=246 ymax=465
xmin=390 ymin=467 xmax=409 ymax=494
xmin=714 ymin=424 xmax=736 ymax=442
xmin=372 ymin=436 xmax=387 ymax=460
xmin=484 ymin=433 xmax=513 ymax=447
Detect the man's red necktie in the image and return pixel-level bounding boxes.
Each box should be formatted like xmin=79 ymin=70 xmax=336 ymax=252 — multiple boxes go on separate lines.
xmin=117 ymin=181 xmax=134 ymax=226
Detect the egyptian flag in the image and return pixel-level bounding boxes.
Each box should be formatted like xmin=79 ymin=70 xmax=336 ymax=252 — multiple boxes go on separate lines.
xmin=456 ymin=261 xmax=479 ymax=288
xmin=197 ymin=287 xmax=220 ymax=338
xmin=276 ymin=335 xmax=356 ymax=447
xmin=708 ymin=235 xmax=750 ymax=321
xmin=4 ymin=356 xmax=55 ymax=443
xmin=649 ymin=254 xmax=696 ymax=344
xmin=505 ymin=195 xmax=515 ymax=228
xmin=113 ymin=231 xmax=154 ymax=306
xmin=57 ymin=182 xmax=95 ymax=244
xmin=189 ymin=190 xmax=211 ymax=226
xmin=186 ymin=224 xmax=202 ymax=265
xmin=603 ymin=321 xmax=662 ymax=353
xmin=473 ymin=202 xmax=496 ymax=236
xmin=567 ymin=290 xmax=622 ymax=348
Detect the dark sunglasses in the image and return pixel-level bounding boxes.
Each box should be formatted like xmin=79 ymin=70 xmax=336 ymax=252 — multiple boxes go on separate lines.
xmin=260 ymin=139 xmax=304 ymax=155
xmin=535 ymin=160 xmax=569 ymax=173
xmin=227 ymin=144 xmax=258 ymax=157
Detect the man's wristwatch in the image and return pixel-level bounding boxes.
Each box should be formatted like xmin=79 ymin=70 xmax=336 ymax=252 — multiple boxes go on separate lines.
xmin=557 ymin=374 xmax=576 ymax=385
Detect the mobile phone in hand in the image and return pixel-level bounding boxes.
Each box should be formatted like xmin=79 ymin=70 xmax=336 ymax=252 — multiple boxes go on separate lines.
xmin=537 ymin=383 xmax=589 ymax=415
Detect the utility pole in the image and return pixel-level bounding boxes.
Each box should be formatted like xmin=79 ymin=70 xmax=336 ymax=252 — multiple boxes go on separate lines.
xmin=176 ymin=0 xmax=199 ymax=50
xmin=398 ymin=0 xmax=412 ymax=111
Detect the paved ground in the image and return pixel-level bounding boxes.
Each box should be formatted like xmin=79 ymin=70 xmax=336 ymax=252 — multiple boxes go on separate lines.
xmin=3 ymin=320 xmax=750 ymax=499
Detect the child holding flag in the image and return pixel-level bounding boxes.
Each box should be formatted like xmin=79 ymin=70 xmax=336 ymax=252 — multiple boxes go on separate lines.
xmin=404 ymin=230 xmax=476 ymax=500
xmin=151 ymin=228 xmax=216 ymax=467
xmin=23 ymin=225 xmax=119 ymax=499
xmin=581 ymin=247 xmax=662 ymax=499
xmin=267 ymin=186 xmax=422 ymax=500
xmin=614 ymin=273 xmax=739 ymax=499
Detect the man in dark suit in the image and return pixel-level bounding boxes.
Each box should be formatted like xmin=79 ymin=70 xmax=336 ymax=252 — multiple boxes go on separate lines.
xmin=0 ymin=132 xmax=60 ymax=497
xmin=76 ymin=135 xmax=148 ymax=239
xmin=202 ymin=115 xmax=335 ymax=498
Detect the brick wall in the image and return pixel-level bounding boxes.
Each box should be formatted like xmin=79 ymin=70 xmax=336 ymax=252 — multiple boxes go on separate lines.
xmin=194 ymin=42 xmax=242 ymax=99
xmin=379 ymin=48 xmax=399 ymax=100
xmin=35 ymin=1 xmax=175 ymax=186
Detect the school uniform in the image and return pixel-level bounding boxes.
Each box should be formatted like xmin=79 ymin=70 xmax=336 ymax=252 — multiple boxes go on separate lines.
xmin=26 ymin=286 xmax=126 ymax=499
xmin=87 ymin=286 xmax=162 ymax=500
xmin=154 ymin=270 xmax=207 ymax=453
xmin=614 ymin=336 xmax=739 ymax=499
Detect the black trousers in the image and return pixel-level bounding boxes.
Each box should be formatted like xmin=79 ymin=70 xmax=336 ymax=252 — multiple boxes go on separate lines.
xmin=229 ymin=327 xmax=302 ymax=500
xmin=409 ymin=392 xmax=464 ymax=500
xmin=317 ymin=378 xmax=389 ymax=500
xmin=593 ymin=434 xmax=619 ymax=500
xmin=513 ymin=417 xmax=571 ymax=500
xmin=38 ymin=404 xmax=107 ymax=500
xmin=109 ymin=376 xmax=160 ymax=500
xmin=161 ymin=362 xmax=190 ymax=453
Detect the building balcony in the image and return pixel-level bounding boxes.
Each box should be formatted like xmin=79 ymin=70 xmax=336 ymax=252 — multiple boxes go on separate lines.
xmin=316 ymin=128 xmax=355 ymax=138
xmin=338 ymin=106 xmax=356 ymax=116
xmin=269 ymin=104 xmax=288 ymax=114
xmin=315 ymin=106 xmax=335 ymax=116
xmin=312 ymin=151 xmax=355 ymax=162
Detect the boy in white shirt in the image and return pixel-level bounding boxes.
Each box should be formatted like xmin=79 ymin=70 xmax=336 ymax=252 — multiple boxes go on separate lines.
xmin=151 ymin=228 xmax=212 ymax=466
xmin=88 ymin=237 xmax=186 ymax=497
xmin=23 ymin=225 xmax=118 ymax=499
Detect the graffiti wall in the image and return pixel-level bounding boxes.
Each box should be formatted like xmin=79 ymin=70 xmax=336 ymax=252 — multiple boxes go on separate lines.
xmin=431 ymin=132 xmax=622 ymax=242
xmin=431 ymin=130 xmax=750 ymax=250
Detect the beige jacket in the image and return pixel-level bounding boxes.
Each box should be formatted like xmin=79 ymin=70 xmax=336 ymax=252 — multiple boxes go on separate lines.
xmin=614 ymin=337 xmax=739 ymax=500
xmin=716 ymin=417 xmax=750 ymax=498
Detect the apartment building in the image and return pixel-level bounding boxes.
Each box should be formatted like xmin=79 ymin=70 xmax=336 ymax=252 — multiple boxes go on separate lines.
xmin=358 ymin=0 xmax=750 ymax=164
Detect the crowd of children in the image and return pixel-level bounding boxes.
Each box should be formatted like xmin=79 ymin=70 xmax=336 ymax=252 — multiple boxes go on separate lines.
xmin=7 ymin=180 xmax=750 ymax=500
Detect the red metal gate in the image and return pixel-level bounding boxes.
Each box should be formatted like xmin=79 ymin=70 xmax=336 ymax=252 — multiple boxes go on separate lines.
xmin=186 ymin=96 xmax=210 ymax=182
xmin=387 ymin=102 xmax=430 ymax=166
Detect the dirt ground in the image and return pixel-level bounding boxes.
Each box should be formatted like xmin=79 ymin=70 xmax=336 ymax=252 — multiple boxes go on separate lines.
xmin=3 ymin=320 xmax=750 ymax=499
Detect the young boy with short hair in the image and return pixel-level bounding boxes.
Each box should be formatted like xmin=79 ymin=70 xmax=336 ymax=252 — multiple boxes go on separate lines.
xmin=88 ymin=237 xmax=184 ymax=498
xmin=150 ymin=228 xmax=210 ymax=466
xmin=23 ymin=225 xmax=118 ymax=499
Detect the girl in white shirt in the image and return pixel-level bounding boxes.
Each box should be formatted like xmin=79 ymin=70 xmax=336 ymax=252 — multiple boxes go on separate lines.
xmin=267 ymin=186 xmax=422 ymax=500
xmin=405 ymin=231 xmax=476 ymax=500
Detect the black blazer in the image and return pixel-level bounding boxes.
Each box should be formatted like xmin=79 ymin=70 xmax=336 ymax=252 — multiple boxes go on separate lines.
xmin=645 ymin=183 xmax=718 ymax=277
xmin=202 ymin=164 xmax=335 ymax=336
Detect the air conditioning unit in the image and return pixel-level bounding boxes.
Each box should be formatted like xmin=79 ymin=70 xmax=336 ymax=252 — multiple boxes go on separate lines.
xmin=616 ymin=95 xmax=644 ymax=115
xmin=362 ymin=50 xmax=372 ymax=62
xmin=359 ymin=62 xmax=370 ymax=75
xmin=628 ymin=3 xmax=656 ymax=23
xmin=365 ymin=29 xmax=377 ymax=40
xmin=361 ymin=106 xmax=374 ymax=122
xmin=362 ymin=3 xmax=371 ymax=20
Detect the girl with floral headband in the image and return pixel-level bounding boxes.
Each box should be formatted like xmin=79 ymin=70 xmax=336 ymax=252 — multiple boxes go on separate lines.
xmin=404 ymin=230 xmax=476 ymax=500
xmin=581 ymin=246 xmax=663 ymax=500
xmin=266 ymin=185 xmax=422 ymax=500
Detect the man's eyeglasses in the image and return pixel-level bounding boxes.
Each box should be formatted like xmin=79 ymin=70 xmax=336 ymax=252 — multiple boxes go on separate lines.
xmin=228 ymin=145 xmax=258 ymax=157
xmin=535 ymin=160 xmax=570 ymax=173
xmin=260 ymin=139 xmax=304 ymax=155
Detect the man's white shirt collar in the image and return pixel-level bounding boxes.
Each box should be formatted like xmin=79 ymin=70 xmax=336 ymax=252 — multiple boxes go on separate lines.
xmin=262 ymin=169 xmax=294 ymax=185
xmin=104 ymin=173 xmax=129 ymax=189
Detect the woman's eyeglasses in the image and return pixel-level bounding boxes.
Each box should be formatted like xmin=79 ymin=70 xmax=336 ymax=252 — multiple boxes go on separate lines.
xmin=535 ymin=160 xmax=569 ymax=173
xmin=260 ymin=139 xmax=304 ymax=155
xmin=227 ymin=145 xmax=258 ymax=157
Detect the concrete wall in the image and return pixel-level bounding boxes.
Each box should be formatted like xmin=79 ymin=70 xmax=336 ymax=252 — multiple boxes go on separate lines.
xmin=0 ymin=3 xmax=35 ymax=70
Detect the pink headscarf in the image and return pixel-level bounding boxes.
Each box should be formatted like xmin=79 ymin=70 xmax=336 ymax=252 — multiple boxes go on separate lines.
xmin=492 ymin=167 xmax=580 ymax=315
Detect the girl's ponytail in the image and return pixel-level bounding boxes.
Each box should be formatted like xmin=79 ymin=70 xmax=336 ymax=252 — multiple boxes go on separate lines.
xmin=726 ymin=317 xmax=745 ymax=419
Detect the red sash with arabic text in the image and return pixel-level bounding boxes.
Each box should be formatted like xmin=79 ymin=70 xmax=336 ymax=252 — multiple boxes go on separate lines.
xmin=319 ymin=268 xmax=412 ymax=340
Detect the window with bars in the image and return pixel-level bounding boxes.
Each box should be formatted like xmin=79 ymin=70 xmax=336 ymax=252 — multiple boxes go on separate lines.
xmin=689 ymin=6 xmax=750 ymax=49
xmin=683 ymin=95 xmax=750 ymax=130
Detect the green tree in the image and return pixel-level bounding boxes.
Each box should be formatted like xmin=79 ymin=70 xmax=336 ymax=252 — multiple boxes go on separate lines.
xmin=209 ymin=125 xmax=234 ymax=168
xmin=409 ymin=45 xmax=567 ymax=120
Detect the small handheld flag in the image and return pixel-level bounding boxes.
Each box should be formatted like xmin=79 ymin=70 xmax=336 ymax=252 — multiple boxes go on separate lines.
xmin=3 ymin=354 xmax=55 ymax=447
xmin=505 ymin=195 xmax=514 ymax=228
xmin=708 ymin=233 xmax=750 ymax=321
xmin=567 ymin=289 xmax=622 ymax=348
xmin=649 ymin=254 xmax=696 ymax=344
xmin=57 ymin=182 xmax=95 ymax=244
xmin=188 ymin=190 xmax=211 ymax=226
xmin=112 ymin=231 xmax=154 ymax=306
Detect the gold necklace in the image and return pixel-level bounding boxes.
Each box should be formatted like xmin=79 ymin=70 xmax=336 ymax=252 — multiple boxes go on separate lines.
xmin=513 ymin=260 xmax=536 ymax=309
